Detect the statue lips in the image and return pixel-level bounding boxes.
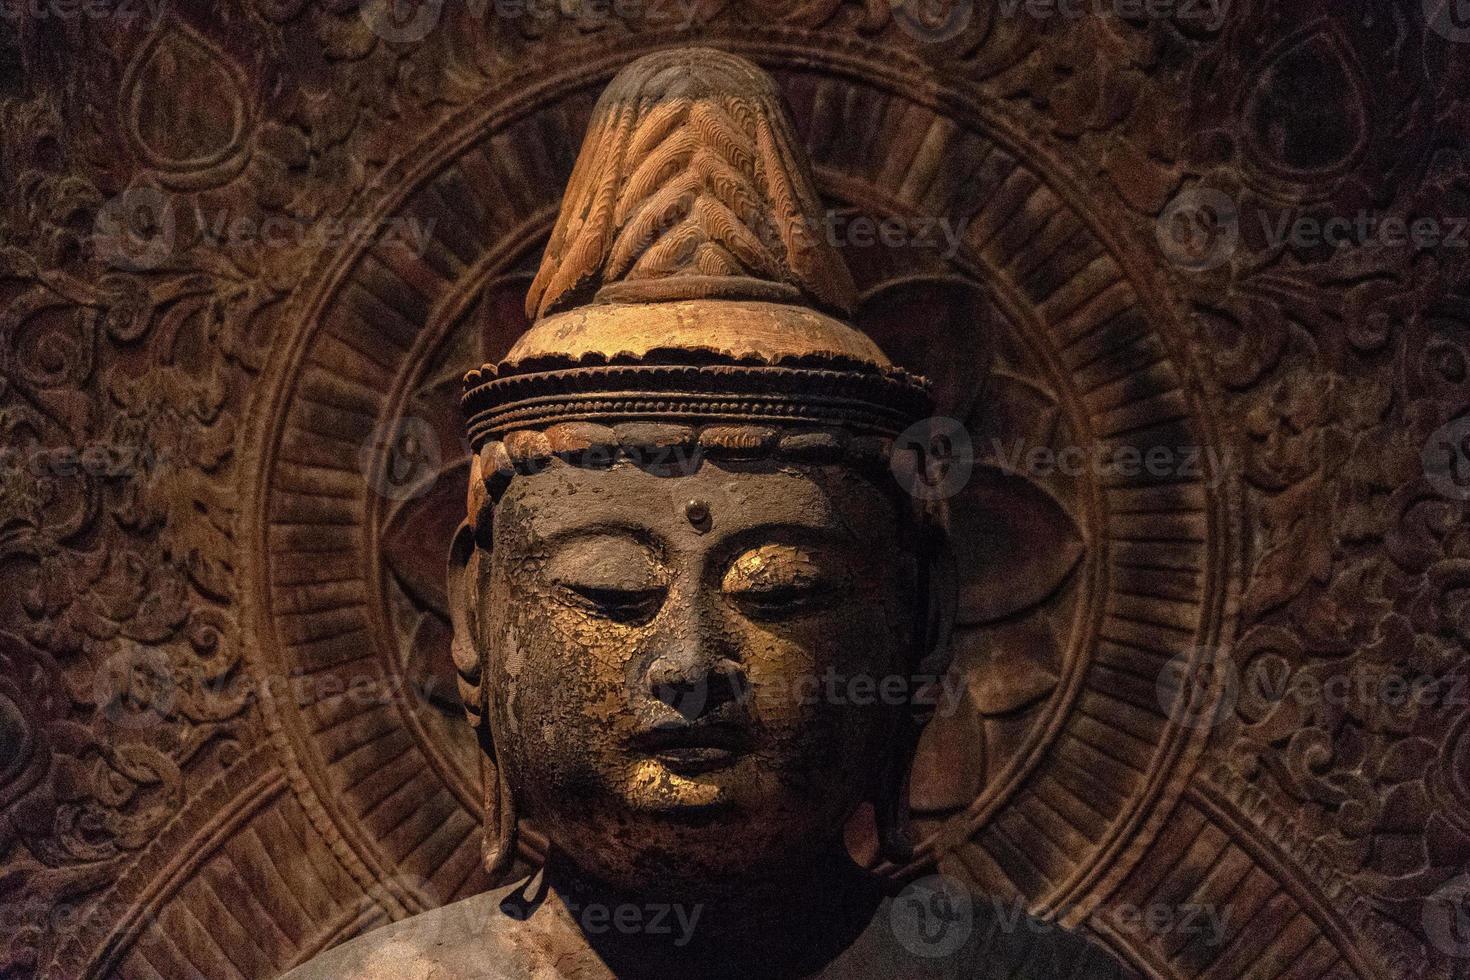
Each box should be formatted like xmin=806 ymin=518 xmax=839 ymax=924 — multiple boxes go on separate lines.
xmin=629 ymin=721 xmax=754 ymax=776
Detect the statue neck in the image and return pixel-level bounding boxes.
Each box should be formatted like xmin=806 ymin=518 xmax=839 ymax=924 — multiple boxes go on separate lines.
xmin=534 ymin=842 xmax=886 ymax=978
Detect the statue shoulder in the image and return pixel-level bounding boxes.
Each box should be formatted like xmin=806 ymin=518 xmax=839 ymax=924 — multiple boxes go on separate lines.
xmin=279 ymin=883 xmax=534 ymax=980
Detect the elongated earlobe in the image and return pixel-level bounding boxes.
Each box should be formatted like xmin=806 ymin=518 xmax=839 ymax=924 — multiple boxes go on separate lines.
xmin=479 ymin=728 xmax=519 ymax=880
xmin=870 ymin=732 xmax=918 ymax=867
xmin=447 ymin=520 xmax=520 ymax=880
xmin=873 ymin=513 xmax=956 ymax=868
xmin=447 ymin=522 xmax=484 ymax=725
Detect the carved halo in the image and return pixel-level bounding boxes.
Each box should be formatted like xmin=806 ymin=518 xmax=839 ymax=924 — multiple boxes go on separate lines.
xmin=240 ymin=40 xmax=1233 ymax=965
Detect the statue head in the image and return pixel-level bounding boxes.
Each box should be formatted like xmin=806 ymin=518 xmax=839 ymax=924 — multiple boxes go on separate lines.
xmin=448 ymin=48 xmax=952 ymax=899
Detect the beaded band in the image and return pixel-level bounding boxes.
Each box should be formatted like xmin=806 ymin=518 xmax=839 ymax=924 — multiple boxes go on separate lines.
xmin=462 ymin=357 xmax=933 ymax=453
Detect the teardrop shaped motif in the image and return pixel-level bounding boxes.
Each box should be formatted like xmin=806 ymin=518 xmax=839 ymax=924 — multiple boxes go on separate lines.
xmin=123 ymin=24 xmax=251 ymax=187
xmin=1243 ymin=26 xmax=1368 ymax=180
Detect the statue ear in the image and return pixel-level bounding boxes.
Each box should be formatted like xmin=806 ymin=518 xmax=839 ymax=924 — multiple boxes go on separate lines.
xmin=917 ymin=508 xmax=958 ymax=683
xmin=852 ymin=276 xmax=984 ymax=872
xmin=447 ymin=519 xmax=519 ymax=881
xmin=869 ymin=508 xmax=957 ymax=870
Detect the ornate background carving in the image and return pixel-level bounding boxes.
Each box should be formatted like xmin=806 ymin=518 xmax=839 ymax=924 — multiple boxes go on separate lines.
xmin=1 ymin=2 xmax=1467 ymax=977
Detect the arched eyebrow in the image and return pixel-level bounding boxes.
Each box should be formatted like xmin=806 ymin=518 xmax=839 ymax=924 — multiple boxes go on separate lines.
xmin=708 ymin=521 xmax=859 ymax=562
xmin=532 ymin=521 xmax=666 ymax=556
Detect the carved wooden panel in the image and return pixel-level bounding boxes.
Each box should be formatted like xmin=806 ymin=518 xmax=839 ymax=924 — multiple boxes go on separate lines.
xmin=2 ymin=3 xmax=1467 ymax=978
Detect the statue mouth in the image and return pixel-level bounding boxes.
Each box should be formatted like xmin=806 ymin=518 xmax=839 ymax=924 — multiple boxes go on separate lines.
xmin=629 ymin=723 xmax=753 ymax=775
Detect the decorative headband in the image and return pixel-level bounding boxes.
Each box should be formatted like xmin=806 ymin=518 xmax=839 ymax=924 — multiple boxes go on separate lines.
xmin=461 ymin=350 xmax=932 ymax=453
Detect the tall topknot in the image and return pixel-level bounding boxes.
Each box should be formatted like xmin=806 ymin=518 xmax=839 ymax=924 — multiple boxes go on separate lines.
xmin=524 ymin=47 xmax=857 ymax=321
xmin=462 ymin=48 xmax=930 ymax=454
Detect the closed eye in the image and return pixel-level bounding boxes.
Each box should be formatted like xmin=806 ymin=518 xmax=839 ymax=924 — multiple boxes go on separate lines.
xmin=555 ymin=584 xmax=664 ymax=624
xmin=728 ymin=581 xmax=836 ymax=619
xmin=721 ymin=543 xmax=848 ymax=620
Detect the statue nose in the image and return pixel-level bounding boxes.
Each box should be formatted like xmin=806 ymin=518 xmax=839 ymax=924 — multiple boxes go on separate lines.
xmin=645 ymin=652 xmax=748 ymax=722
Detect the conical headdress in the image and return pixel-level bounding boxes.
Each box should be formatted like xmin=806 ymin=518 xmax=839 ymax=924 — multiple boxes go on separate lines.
xmin=461 ymin=47 xmax=931 ymax=462
xmin=525 ymin=47 xmax=856 ymax=318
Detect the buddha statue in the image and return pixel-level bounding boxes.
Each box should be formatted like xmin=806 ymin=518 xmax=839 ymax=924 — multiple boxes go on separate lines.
xmin=285 ymin=47 xmax=1125 ymax=980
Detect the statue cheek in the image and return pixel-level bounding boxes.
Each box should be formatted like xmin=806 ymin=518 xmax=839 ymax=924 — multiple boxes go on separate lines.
xmin=500 ymin=585 xmax=630 ymax=668
xmin=495 ymin=603 xmax=645 ymax=746
xmin=739 ymin=609 xmax=897 ymax=680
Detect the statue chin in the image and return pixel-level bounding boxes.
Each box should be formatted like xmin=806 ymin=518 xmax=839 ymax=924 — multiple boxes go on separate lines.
xmin=525 ymin=797 xmax=860 ymax=903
